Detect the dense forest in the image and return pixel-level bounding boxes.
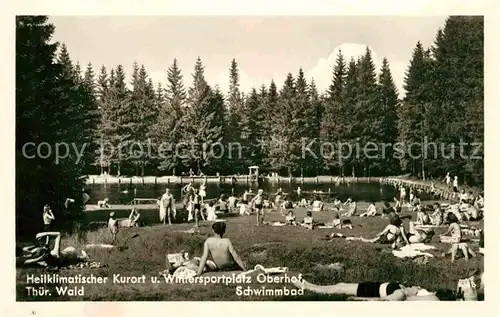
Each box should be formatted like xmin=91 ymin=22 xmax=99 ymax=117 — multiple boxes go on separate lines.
xmin=16 ymin=16 xmax=483 ymax=236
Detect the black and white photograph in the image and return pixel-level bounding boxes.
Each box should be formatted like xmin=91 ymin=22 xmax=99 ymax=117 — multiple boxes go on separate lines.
xmin=12 ymin=2 xmax=489 ymax=306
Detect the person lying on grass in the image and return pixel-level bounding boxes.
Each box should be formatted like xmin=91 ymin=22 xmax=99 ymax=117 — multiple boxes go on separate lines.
xmin=195 ymin=222 xmax=247 ymax=276
xmin=293 ymin=279 xmax=456 ymax=301
xmin=17 ymin=232 xmax=89 ymax=268
xmin=360 ymin=201 xmax=377 ymax=217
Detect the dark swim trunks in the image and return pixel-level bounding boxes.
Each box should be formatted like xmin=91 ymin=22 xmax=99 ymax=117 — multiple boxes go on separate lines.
xmin=255 ymin=203 xmax=263 ymax=209
xmin=357 ymin=282 xmax=401 ymax=297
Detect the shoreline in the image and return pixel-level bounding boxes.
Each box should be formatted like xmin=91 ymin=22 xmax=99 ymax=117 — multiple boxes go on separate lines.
xmin=84 ymin=174 xmax=479 ymax=200
xmin=85 ymin=174 xmax=410 ymax=185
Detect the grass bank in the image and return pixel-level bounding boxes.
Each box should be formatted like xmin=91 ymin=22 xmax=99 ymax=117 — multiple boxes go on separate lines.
xmin=16 ymin=202 xmax=483 ymax=301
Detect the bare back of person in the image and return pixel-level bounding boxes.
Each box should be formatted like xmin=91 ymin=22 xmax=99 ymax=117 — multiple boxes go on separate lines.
xmin=205 ymin=237 xmax=237 ymax=270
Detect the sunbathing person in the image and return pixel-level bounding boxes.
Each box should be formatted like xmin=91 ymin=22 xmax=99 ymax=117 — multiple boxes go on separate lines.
xmin=311 ymin=197 xmax=324 ymax=212
xmin=360 ymin=202 xmax=377 ymax=217
xmin=342 ymin=200 xmax=357 ymax=217
xmin=285 ymin=210 xmax=298 ymax=226
xmin=293 ymin=279 xmax=443 ymax=301
xmin=406 ymin=221 xmax=434 ymax=244
xmin=333 ymin=198 xmax=342 ymax=209
xmin=97 ymin=198 xmax=111 ymax=208
xmin=415 ymin=208 xmax=430 ymax=225
xmin=332 ymin=214 xmax=353 ymax=229
xmin=124 ymin=208 xmax=140 ymax=227
xmin=440 ymin=213 xmax=476 ymax=262
xmin=349 ymin=223 xmax=408 ymax=246
xmin=430 ymin=203 xmax=444 ymax=226
xmin=19 ymin=232 xmax=89 ymax=267
xmin=303 ymin=211 xmax=314 ymax=229
xmin=474 ymin=193 xmax=484 ymax=209
xmin=195 ymin=222 xmax=246 ymax=276
xmin=462 ymin=204 xmax=481 ymax=221
xmin=393 ymin=197 xmax=401 ymax=210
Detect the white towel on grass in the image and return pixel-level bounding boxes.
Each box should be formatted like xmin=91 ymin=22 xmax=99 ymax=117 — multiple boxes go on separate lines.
xmin=392 ymin=244 xmax=435 ymax=258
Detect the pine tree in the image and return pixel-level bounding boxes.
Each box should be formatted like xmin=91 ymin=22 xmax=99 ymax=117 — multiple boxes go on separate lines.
xmin=269 ymin=73 xmax=296 ymax=176
xmin=377 ymin=57 xmax=400 ymax=175
xmin=102 ymin=64 xmax=131 ymax=176
xmin=227 ymin=58 xmax=243 ymax=173
xmin=16 ymin=16 xmax=97 ymax=236
xmin=354 ymin=47 xmax=380 ymax=176
xmin=322 ymin=50 xmax=348 ymax=174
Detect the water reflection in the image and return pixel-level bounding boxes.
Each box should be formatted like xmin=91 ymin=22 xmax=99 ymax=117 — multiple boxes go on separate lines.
xmin=85 ymin=181 xmax=436 ymax=204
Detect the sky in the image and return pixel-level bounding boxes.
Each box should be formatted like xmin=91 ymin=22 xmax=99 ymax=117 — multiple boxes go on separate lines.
xmin=49 ymin=16 xmax=448 ymax=97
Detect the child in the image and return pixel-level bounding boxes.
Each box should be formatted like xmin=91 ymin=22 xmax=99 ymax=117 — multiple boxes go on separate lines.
xmin=196 ymin=222 xmax=246 ymax=276
xmin=303 ymin=211 xmax=314 ymax=230
xmin=285 ymin=211 xmax=297 ymax=226
xmin=108 ymin=212 xmax=119 ymax=244
xmin=360 ymin=202 xmax=377 ymax=217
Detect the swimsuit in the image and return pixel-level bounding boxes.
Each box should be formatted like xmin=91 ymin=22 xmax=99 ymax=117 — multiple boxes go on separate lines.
xmin=356 ymin=282 xmax=401 ymax=297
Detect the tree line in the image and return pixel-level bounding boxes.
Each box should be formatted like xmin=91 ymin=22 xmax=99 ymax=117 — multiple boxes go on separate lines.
xmin=16 ymin=16 xmax=483 ymax=237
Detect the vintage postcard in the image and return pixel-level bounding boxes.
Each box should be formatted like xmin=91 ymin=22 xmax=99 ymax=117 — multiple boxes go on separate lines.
xmin=4 ymin=0 xmax=496 ymax=316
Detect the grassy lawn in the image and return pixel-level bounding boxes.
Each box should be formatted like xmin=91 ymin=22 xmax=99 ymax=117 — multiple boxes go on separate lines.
xmin=16 ymin=202 xmax=484 ymax=301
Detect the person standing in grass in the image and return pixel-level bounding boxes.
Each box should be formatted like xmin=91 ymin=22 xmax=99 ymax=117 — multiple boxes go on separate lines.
xmin=399 ymin=186 xmax=406 ymax=205
xmin=160 ymin=188 xmax=174 ymax=225
xmin=452 ymin=176 xmax=459 ymax=198
xmin=191 ymin=189 xmax=205 ymax=227
xmin=42 ymin=205 xmax=55 ymax=232
xmin=444 ymin=172 xmax=451 ymax=188
xmin=199 ymin=180 xmax=207 ymax=204
xmin=108 ymin=212 xmax=119 ymax=244
xmin=251 ymin=189 xmax=265 ymax=225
